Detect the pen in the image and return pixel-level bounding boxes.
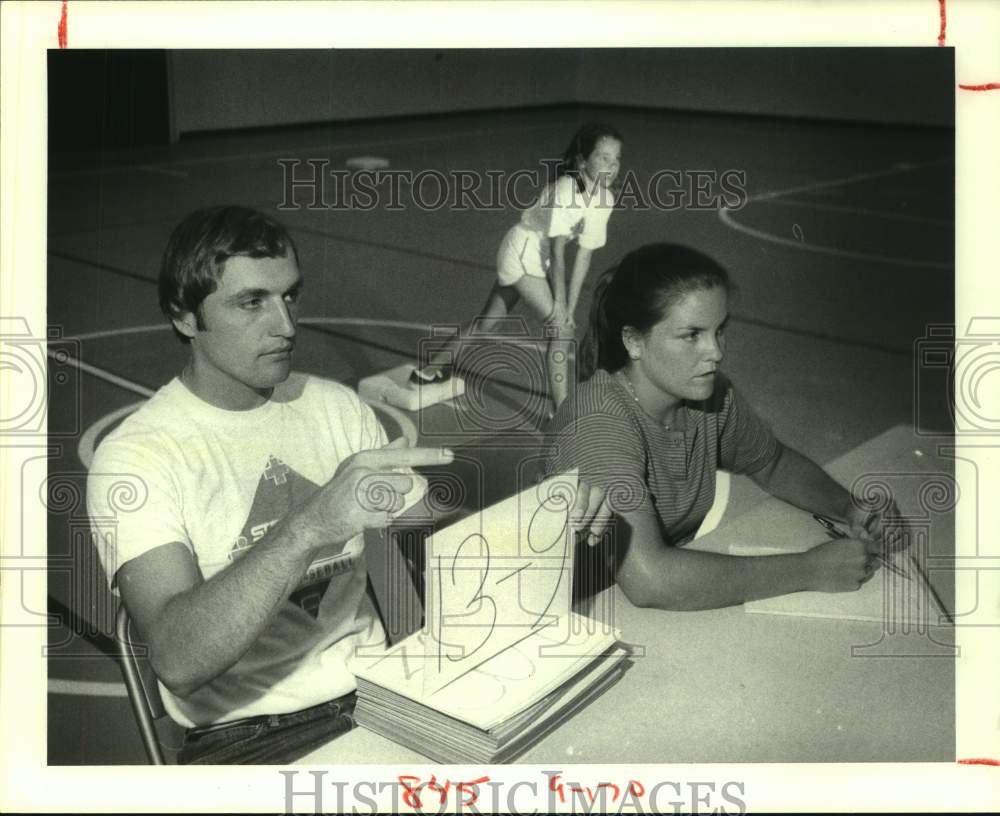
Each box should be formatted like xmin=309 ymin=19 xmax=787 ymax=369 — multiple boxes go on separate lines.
xmin=812 ymin=513 xmax=846 ymax=539
xmin=906 ymin=550 xmax=953 ymax=624
xmin=811 ymin=514 xmax=909 ymax=579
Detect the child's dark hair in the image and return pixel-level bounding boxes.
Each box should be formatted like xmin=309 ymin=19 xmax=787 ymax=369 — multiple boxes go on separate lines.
xmin=158 ymin=205 xmax=299 ymax=343
xmin=579 ymin=244 xmax=732 ymax=380
xmin=556 ymin=122 xmax=623 ymax=191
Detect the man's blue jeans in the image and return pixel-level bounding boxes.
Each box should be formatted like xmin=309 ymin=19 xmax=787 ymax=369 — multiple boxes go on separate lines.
xmin=176 ymin=693 xmax=356 ymax=764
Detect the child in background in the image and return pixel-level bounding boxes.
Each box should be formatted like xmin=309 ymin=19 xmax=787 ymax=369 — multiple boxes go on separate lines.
xmin=411 ymin=122 xmax=623 ymax=416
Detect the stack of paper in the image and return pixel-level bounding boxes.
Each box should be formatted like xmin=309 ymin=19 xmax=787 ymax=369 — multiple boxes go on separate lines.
xmin=354 ymin=616 xmax=627 ymax=763
xmin=355 ymin=470 xmax=627 ymax=763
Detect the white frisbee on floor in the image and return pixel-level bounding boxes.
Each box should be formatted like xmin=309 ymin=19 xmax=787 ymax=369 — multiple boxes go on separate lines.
xmin=345 ymin=156 xmax=391 ymax=171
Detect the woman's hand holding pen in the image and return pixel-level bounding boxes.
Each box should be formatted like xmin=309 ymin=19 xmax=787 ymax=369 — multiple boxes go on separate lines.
xmin=804 ymin=535 xmax=882 ymax=592
xmin=844 ymin=500 xmax=909 ymax=553
xmin=814 ymin=511 xmax=910 ymax=581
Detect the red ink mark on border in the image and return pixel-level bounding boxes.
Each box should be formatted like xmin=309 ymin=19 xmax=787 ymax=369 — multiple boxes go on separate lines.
xmin=957 ymin=758 xmax=1000 ymax=766
xmin=941 ymin=0 xmax=1000 ymax=90
xmin=58 ymin=0 xmax=68 ymax=48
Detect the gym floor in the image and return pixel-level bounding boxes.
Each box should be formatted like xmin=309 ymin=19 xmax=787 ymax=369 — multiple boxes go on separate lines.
xmin=45 ymin=105 xmax=953 ymax=764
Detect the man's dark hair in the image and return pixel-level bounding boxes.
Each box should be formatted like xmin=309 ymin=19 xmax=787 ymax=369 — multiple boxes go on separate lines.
xmin=158 ymin=206 xmax=299 ymax=343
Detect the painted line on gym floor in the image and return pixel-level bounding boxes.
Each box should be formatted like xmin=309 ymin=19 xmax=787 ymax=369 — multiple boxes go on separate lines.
xmin=48 ymin=249 xmax=161 ymax=286
xmin=54 ymin=318 xmax=562 ymax=468
xmin=754 ymin=197 xmax=953 ymax=227
xmin=52 ymin=244 xmax=916 ymax=358
xmin=286 ymin=221 xmax=496 ymax=276
xmin=48 ymin=349 xmax=156 ymax=398
xmin=57 ymin=319 xmax=547 ymax=378
xmin=719 ymin=207 xmax=953 ymax=269
xmin=64 ymin=319 xmax=452 ymax=342
xmin=750 ymin=157 xmax=952 ymax=202
xmin=48 ymin=678 xmax=128 ymax=698
xmin=719 ymin=157 xmax=954 ymax=270
xmin=137 ymin=165 xmax=190 ymax=179
xmin=58 ymin=318 xmax=548 ymax=354
xmin=50 ymin=217 xmax=497 ymax=280
xmin=57 ymin=323 xmax=167 ymax=342
xmin=50 ymin=121 xmax=555 ymax=179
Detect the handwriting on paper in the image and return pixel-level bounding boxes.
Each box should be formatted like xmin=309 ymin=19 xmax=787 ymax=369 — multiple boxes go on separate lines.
xmin=57 ymin=0 xmax=68 ymax=47
xmin=548 ymin=772 xmax=646 ymax=805
xmin=937 ymin=0 xmax=999 ymax=90
xmin=421 ymin=470 xmax=578 ymax=694
xmin=281 ymin=769 xmax=748 ymax=813
xmin=398 ymin=774 xmax=490 ymax=809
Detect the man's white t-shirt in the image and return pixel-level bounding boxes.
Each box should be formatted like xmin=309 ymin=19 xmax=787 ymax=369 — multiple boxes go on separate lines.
xmin=87 ymin=372 xmax=387 ymax=728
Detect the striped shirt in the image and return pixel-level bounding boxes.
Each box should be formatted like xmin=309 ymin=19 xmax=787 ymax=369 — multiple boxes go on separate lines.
xmin=546 ymin=369 xmax=778 ymax=545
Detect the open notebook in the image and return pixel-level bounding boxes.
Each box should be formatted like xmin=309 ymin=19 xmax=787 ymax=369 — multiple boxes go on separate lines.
xmin=732 ymin=541 xmax=950 ymax=625
xmin=724 ymin=516 xmax=950 ymax=626
xmin=353 ymin=470 xmax=628 ymax=763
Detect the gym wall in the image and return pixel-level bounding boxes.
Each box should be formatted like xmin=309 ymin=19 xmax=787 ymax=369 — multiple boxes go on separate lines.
xmin=168 ymin=48 xmax=953 ymax=138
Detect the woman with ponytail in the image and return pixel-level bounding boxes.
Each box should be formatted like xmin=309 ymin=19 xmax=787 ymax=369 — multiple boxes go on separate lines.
xmin=549 ymin=243 xmax=904 ymax=611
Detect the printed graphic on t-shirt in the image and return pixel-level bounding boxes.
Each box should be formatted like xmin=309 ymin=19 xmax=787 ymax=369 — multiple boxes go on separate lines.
xmin=229 ymin=455 xmax=356 ymax=618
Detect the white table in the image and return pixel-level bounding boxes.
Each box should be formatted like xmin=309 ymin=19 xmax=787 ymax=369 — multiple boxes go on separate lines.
xmin=301 ymin=425 xmax=955 ymax=763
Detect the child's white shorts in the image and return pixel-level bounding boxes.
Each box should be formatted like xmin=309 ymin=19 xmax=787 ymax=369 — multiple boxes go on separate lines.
xmin=496 ymin=225 xmax=550 ymax=287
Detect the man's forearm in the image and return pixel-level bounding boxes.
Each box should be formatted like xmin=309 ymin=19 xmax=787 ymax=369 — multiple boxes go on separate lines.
xmin=142 ymin=519 xmax=333 ymax=697
xmin=128 ymin=441 xmax=448 ymax=698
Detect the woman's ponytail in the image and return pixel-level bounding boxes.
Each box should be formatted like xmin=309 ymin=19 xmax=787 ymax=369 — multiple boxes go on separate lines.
xmin=578 ymin=243 xmax=732 ymax=383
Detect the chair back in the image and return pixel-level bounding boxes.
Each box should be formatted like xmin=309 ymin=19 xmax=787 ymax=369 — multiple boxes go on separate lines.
xmin=115 ymin=604 xmax=167 ymax=764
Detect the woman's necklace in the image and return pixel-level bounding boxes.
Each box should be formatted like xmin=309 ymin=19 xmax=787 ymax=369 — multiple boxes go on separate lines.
xmin=619 ymin=370 xmax=677 ymax=430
